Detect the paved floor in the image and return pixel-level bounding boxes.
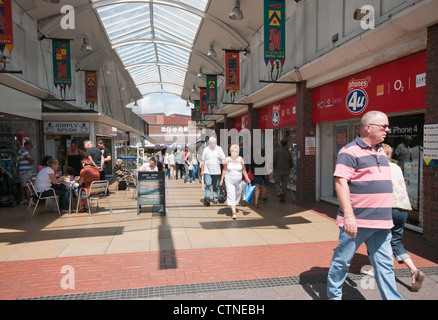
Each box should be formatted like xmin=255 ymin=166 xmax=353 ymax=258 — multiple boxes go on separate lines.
xmin=0 ymin=178 xmax=437 ymax=301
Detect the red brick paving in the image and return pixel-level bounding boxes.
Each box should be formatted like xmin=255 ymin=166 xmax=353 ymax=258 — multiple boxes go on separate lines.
xmin=0 ymin=239 xmax=436 ymax=300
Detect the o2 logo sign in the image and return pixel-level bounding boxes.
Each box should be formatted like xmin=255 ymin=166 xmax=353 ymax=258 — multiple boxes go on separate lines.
xmin=272 ymin=111 xmax=280 ymax=126
xmin=346 ymin=77 xmax=371 ymax=115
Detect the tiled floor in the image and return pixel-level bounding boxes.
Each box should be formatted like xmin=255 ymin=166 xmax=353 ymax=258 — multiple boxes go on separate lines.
xmin=0 ymin=179 xmax=437 ymax=300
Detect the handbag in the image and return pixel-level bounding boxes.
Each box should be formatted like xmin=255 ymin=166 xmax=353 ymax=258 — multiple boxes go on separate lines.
xmin=245 ymin=183 xmax=256 ymax=202
xmin=51 ymin=182 xmax=67 ymax=191
xmin=218 ymin=185 xmax=227 ymax=203
xmin=247 ymin=166 xmax=255 ymax=182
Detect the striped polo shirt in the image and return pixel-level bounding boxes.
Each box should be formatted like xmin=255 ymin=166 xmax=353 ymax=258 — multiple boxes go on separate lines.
xmin=333 ymin=137 xmax=394 ymax=229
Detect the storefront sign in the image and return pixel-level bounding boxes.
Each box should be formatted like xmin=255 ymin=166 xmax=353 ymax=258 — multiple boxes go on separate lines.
xmin=43 ymin=122 xmax=89 ymax=134
xmin=305 ymin=137 xmax=316 ymax=156
xmin=96 ymin=123 xmax=117 ymax=137
xmin=259 ymin=95 xmax=297 ymax=130
xmin=423 ymin=124 xmax=438 ymax=167
xmin=312 ymin=51 xmax=426 ymax=123
xmin=0 ymin=0 xmax=13 ymax=54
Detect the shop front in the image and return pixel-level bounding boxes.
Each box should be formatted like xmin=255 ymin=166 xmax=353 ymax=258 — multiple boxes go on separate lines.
xmin=313 ymin=50 xmax=426 ymax=231
xmin=0 ymin=85 xmax=42 ymax=182
xmin=43 ymin=121 xmax=91 ymax=174
xmin=258 ymin=95 xmax=297 ymax=186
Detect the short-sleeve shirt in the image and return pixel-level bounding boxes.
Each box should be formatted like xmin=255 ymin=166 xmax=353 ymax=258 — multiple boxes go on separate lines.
xmin=34 ymin=167 xmax=54 ymax=193
xmin=202 ymin=146 xmax=226 ymax=175
xmin=80 ymin=166 xmax=100 ymax=192
xmin=18 ymin=147 xmax=33 ymax=173
xmin=85 ymin=147 xmax=102 ymax=167
xmin=333 ymin=137 xmax=394 ymax=229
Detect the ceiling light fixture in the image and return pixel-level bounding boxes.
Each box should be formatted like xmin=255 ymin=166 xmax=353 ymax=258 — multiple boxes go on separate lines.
xmin=207 ymin=42 xmax=217 ymax=58
xmin=197 ymin=67 xmax=204 ymax=78
xmin=81 ymin=35 xmax=93 ymax=52
xmin=229 ymin=0 xmax=243 ymax=20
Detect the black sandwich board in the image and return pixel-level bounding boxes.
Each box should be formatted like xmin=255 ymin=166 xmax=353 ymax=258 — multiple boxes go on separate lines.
xmin=137 ymin=171 xmax=166 ymax=216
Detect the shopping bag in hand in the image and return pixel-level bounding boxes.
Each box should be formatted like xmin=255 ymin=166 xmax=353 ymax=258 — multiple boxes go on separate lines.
xmin=245 ymin=183 xmax=256 ymax=202
xmin=218 ymin=186 xmax=227 ymax=203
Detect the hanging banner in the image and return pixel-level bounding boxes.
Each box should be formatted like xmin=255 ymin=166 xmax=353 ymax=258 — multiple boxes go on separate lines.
xmin=264 ymin=0 xmax=286 ymax=66
xmin=225 ymin=50 xmax=240 ymax=93
xmin=206 ymin=75 xmax=217 ymax=109
xmin=0 ymin=0 xmax=13 ymax=54
xmin=194 ymin=100 xmax=201 ymax=120
xmin=52 ymin=39 xmax=72 ymax=88
xmin=85 ymin=71 xmax=98 ymax=103
xmin=200 ymin=87 xmax=208 ymax=114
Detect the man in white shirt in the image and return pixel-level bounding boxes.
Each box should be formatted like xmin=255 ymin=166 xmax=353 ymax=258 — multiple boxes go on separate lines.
xmin=200 ymin=137 xmax=225 ymax=206
xmin=139 ymin=157 xmax=158 ymax=172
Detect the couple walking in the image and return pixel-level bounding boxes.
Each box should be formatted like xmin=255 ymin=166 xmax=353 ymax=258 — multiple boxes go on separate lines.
xmin=200 ymin=137 xmax=251 ymax=219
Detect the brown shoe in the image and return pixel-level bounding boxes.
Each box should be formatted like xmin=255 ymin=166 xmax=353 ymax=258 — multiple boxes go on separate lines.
xmin=203 ymin=200 xmax=210 ymax=206
xmin=410 ymin=270 xmax=425 ymax=292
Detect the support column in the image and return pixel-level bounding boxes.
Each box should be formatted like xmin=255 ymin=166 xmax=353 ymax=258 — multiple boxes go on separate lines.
xmin=423 ymin=23 xmax=438 ymax=249
xmin=296 ymin=81 xmax=316 ymax=202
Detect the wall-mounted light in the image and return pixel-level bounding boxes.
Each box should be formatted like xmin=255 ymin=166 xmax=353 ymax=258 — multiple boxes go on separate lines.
xmin=81 ymin=35 xmax=93 ymax=52
xmin=229 ymin=0 xmax=243 ymax=20
xmin=207 ymin=42 xmax=217 ymax=58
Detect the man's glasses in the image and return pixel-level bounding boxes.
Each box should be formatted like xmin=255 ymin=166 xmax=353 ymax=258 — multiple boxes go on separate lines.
xmin=368 ymin=123 xmax=389 ymax=130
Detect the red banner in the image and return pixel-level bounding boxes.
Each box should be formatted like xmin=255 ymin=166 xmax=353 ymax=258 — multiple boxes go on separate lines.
xmin=312 ymin=51 xmax=426 ymax=123
xmin=258 ymin=95 xmax=297 ymax=130
xmin=200 ymin=87 xmax=208 ymax=114
xmin=0 ymin=0 xmax=14 ymax=54
xmin=85 ymin=71 xmax=98 ymax=103
xmin=225 ymin=50 xmax=240 ymax=93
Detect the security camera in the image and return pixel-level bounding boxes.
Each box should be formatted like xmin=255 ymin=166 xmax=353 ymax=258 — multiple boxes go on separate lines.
xmin=353 ymin=8 xmax=370 ymax=20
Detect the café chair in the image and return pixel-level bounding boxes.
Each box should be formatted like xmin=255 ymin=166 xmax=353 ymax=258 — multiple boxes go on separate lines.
xmin=26 ymin=181 xmax=61 ymax=218
xmin=76 ymin=180 xmax=112 ymax=217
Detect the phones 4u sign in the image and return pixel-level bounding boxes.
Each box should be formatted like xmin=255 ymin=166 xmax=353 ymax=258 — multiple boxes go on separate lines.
xmin=137 ymin=171 xmax=166 ymax=216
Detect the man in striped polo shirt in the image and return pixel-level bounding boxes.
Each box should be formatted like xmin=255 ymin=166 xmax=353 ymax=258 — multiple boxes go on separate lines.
xmin=327 ymin=111 xmax=403 ymax=300
xmin=18 ymin=140 xmax=35 ymax=204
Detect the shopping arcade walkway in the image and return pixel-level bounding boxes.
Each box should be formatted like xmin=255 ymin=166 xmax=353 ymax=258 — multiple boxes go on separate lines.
xmin=0 ymin=179 xmax=437 ymax=300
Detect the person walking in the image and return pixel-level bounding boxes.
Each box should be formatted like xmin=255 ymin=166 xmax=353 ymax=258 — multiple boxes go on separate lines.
xmin=327 ymin=110 xmax=403 ymax=300
xmin=251 ymin=148 xmax=267 ymax=208
xmin=164 ymin=153 xmax=170 ymax=179
xmin=191 ymin=151 xmax=199 ymax=182
xmin=18 ymin=140 xmax=34 ymax=204
xmin=200 ymin=137 xmax=225 ymax=206
xmin=168 ymin=150 xmax=176 ymax=179
xmin=220 ymin=144 xmax=251 ymax=219
xmin=174 ymin=148 xmax=183 ymax=180
xmin=183 ymin=146 xmax=193 ymax=183
xmin=382 ymin=143 xmax=425 ymax=292
xmin=273 ymin=139 xmax=294 ymax=202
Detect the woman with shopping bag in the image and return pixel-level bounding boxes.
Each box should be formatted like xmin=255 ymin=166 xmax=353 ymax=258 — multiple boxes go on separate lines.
xmin=219 ymin=144 xmax=251 ymax=220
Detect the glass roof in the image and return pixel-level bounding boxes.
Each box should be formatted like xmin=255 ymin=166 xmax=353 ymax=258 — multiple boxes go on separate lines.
xmin=92 ymin=0 xmax=208 ymax=98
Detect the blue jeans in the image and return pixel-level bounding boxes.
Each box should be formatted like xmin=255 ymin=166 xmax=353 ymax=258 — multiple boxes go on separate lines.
xmin=192 ymin=164 xmax=198 ymax=180
xmin=327 ymin=227 xmax=403 ymax=300
xmin=391 ymin=208 xmax=411 ymax=263
xmin=184 ymin=163 xmax=193 ymax=183
xmin=204 ymin=173 xmax=220 ymax=202
xmin=41 ymin=189 xmax=70 ymax=211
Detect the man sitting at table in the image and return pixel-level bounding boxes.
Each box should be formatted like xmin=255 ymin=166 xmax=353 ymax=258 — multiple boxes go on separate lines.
xmin=139 ymin=157 xmax=158 ymax=172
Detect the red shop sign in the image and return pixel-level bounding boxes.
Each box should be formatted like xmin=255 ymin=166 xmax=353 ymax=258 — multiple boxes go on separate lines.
xmin=258 ymin=95 xmax=297 ymax=130
xmin=312 ymin=51 xmax=426 ymax=123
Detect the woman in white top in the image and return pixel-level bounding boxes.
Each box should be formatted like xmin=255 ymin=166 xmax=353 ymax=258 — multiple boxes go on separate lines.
xmin=382 ymin=144 xmax=424 ymax=292
xmin=220 ymin=144 xmax=251 ymax=219
xmin=34 ymin=158 xmax=70 ymax=213
xmin=168 ymin=150 xmax=176 ymax=179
